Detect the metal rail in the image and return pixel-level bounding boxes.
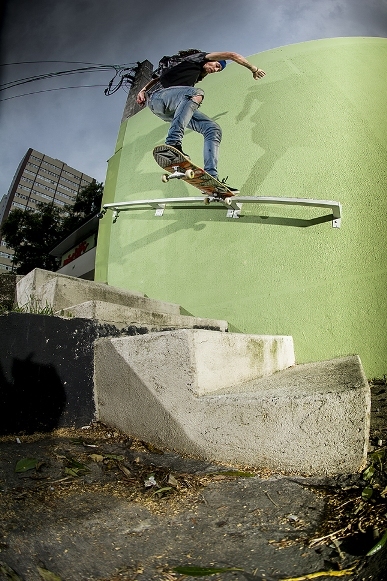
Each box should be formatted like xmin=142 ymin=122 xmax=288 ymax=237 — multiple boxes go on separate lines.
xmin=101 ymin=196 xmax=342 ymax=227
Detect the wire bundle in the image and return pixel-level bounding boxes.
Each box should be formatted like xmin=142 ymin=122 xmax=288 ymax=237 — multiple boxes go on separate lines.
xmin=0 ymin=60 xmax=140 ymax=101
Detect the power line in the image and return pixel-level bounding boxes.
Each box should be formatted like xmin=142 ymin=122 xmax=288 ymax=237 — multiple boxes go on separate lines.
xmin=0 ymin=62 xmax=141 ymax=99
xmin=0 ymin=85 xmax=108 ymax=102
xmin=0 ymin=60 xmax=137 ymax=67
xmin=0 ymin=65 xmax=130 ymax=90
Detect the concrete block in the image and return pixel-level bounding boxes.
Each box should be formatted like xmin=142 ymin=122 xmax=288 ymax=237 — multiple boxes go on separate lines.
xmin=0 ymin=313 xmax=98 ymax=433
xmin=16 ymin=268 xmax=180 ymax=315
xmin=94 ymin=330 xmax=370 ymax=475
xmin=58 ymin=300 xmax=228 ymax=332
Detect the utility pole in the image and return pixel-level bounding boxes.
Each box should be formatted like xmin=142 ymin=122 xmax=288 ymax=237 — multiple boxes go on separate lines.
xmin=121 ymin=60 xmax=153 ymax=122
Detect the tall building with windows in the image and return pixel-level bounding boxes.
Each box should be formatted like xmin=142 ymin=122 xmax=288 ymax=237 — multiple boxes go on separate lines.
xmin=0 ymin=148 xmax=95 ymax=273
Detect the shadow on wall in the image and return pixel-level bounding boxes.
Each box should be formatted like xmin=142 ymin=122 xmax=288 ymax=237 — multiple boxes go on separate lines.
xmin=0 ymin=355 xmax=66 ymax=435
xmin=0 ymin=312 xmax=101 ymax=435
xmin=235 ymin=71 xmax=364 ymax=196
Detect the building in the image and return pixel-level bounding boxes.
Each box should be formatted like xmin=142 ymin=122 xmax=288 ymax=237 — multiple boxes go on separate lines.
xmin=49 ymin=214 xmax=99 ymax=280
xmin=0 ymin=148 xmax=95 ymax=273
xmin=96 ymin=37 xmax=387 ymax=378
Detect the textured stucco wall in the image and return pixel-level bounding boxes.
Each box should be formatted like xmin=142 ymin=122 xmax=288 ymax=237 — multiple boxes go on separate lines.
xmin=96 ymin=37 xmax=387 ymax=377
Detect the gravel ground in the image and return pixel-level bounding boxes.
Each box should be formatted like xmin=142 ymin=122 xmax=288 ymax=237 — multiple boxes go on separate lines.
xmin=0 ymin=381 xmax=386 ymax=581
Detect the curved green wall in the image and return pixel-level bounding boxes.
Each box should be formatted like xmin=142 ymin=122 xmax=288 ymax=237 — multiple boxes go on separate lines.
xmin=96 ymin=37 xmax=387 ymax=378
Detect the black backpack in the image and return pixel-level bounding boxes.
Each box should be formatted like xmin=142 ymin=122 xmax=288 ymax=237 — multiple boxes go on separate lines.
xmin=152 ymin=49 xmax=202 ymax=78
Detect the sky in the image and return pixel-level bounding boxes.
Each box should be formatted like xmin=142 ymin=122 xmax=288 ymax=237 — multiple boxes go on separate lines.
xmin=0 ymin=0 xmax=387 ymax=199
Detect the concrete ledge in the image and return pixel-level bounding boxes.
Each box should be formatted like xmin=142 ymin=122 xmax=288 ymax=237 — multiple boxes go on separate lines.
xmin=57 ymin=300 xmax=228 ymax=332
xmin=16 ymin=269 xmax=181 ymax=315
xmin=94 ymin=330 xmax=370 ymax=475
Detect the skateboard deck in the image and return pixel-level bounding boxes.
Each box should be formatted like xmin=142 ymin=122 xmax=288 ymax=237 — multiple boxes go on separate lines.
xmin=153 ymin=145 xmax=235 ymax=203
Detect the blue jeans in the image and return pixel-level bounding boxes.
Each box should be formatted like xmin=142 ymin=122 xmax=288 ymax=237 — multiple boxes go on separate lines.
xmin=148 ymin=86 xmax=222 ymax=177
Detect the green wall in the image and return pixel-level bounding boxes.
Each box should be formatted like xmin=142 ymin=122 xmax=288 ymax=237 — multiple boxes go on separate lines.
xmin=96 ymin=38 xmax=387 ymax=378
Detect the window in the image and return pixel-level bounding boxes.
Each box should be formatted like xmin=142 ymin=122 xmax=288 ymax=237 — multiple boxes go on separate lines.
xmin=60 ymin=176 xmax=79 ymax=187
xmin=37 ymin=174 xmax=57 ymax=186
xmin=62 ymin=169 xmax=79 ymax=180
xmin=39 ymin=167 xmax=60 ymax=179
xmin=35 ymin=182 xmax=56 ymax=194
xmin=57 ymin=183 xmax=77 ymax=194
xmin=30 ymin=154 xmax=43 ymax=163
xmin=27 ymin=162 xmax=40 ymax=171
xmin=18 ymin=185 xmax=31 ymax=193
xmin=55 ymin=191 xmax=74 ymax=201
xmin=15 ymin=192 xmax=29 ymax=201
xmin=31 ymin=190 xmax=53 ymax=201
xmin=41 ymin=159 xmax=62 ymax=171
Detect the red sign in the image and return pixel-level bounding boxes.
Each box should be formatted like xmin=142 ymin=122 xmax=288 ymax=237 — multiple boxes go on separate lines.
xmin=62 ymin=240 xmax=90 ymax=266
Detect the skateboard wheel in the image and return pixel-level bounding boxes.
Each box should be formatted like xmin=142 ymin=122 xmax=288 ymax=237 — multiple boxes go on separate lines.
xmin=185 ymin=169 xmax=195 ymax=179
xmin=226 ymin=197 xmax=233 ymax=205
xmin=204 ymin=197 xmax=210 ymax=205
xmin=161 ymin=174 xmax=169 ymax=183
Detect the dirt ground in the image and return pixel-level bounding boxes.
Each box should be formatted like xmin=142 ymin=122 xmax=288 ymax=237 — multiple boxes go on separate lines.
xmin=0 ymin=381 xmax=386 ymax=581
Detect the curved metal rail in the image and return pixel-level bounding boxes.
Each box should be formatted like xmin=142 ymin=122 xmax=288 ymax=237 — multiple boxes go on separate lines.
xmin=101 ymin=196 xmax=342 ymax=227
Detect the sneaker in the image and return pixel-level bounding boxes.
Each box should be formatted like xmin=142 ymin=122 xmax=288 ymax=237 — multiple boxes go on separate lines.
xmin=168 ymin=142 xmax=190 ymax=158
xmin=224 ymin=185 xmax=240 ymax=194
xmin=220 ymin=176 xmax=240 ymax=194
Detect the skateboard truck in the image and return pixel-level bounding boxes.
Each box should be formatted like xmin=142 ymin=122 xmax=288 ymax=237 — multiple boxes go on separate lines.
xmin=203 ymin=193 xmax=234 ymax=206
xmin=162 ymin=166 xmax=195 ymax=182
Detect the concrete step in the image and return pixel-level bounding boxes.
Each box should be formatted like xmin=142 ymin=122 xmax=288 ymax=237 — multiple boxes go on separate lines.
xmin=94 ymin=329 xmax=370 ymax=476
xmin=58 ymin=300 xmax=228 ymax=332
xmin=16 ymin=268 xmax=181 ymax=316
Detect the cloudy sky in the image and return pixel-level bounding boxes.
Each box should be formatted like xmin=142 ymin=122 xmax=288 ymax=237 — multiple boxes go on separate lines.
xmin=1 ymin=0 xmax=386 ymax=199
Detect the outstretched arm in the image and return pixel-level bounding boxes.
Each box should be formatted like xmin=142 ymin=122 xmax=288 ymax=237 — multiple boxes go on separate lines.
xmin=205 ymin=51 xmax=265 ymax=79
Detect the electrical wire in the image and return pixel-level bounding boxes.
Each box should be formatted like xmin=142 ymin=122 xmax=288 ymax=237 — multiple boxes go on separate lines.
xmin=0 ymin=60 xmax=135 ymax=66
xmin=0 ymin=85 xmax=108 ymax=102
xmin=1 ymin=66 xmax=126 ymax=90
xmin=0 ymin=61 xmax=141 ymax=100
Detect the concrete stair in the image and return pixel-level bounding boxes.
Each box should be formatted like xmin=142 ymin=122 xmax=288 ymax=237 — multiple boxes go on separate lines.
xmin=15 ymin=269 xmax=371 ymax=476
xmin=16 ymin=269 xmax=227 ymax=332
xmin=94 ymin=330 xmax=370 ymax=476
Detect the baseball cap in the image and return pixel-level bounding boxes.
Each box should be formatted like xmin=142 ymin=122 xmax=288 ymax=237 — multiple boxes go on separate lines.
xmin=218 ymin=60 xmax=227 ymax=70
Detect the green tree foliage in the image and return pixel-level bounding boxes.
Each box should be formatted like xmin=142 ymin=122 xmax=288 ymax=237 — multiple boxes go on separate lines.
xmin=0 ymin=180 xmax=103 ymax=275
xmin=61 ymin=180 xmax=104 ymax=235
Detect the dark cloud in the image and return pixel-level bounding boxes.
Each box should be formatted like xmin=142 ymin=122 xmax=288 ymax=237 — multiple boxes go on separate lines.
xmin=347 ymin=0 xmax=387 ymax=36
xmin=1 ymin=0 xmax=386 ymax=198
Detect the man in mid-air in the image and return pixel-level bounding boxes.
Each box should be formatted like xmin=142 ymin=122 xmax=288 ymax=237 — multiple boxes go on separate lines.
xmin=136 ymin=50 xmax=265 ymax=192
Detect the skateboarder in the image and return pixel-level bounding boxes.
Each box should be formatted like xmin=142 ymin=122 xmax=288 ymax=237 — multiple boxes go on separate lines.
xmin=136 ymin=51 xmax=265 ymax=192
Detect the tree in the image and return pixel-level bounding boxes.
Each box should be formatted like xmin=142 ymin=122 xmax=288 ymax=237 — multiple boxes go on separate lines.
xmin=61 ymin=180 xmax=104 ymax=236
xmin=1 ymin=202 xmax=63 ymax=274
xmin=0 ymin=180 xmax=103 ymax=275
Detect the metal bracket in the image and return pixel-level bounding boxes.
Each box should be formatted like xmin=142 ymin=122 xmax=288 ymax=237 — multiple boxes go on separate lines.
xmin=332 ymin=218 xmax=341 ymax=228
xmin=226 ymin=207 xmax=241 ymax=219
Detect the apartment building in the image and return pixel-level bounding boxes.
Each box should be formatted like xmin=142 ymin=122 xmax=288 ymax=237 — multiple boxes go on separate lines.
xmin=0 ymin=148 xmax=95 ymax=273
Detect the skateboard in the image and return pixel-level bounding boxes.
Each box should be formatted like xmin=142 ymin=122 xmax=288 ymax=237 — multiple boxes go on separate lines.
xmin=153 ymin=145 xmax=235 ymax=205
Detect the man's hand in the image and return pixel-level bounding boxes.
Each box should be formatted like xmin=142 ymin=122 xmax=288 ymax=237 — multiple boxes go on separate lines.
xmin=252 ymin=68 xmax=265 ymax=80
xmin=136 ymin=90 xmax=147 ymax=105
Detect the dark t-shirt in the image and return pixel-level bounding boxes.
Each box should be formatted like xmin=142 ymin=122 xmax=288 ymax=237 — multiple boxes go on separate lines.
xmin=159 ymin=52 xmax=208 ymax=88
